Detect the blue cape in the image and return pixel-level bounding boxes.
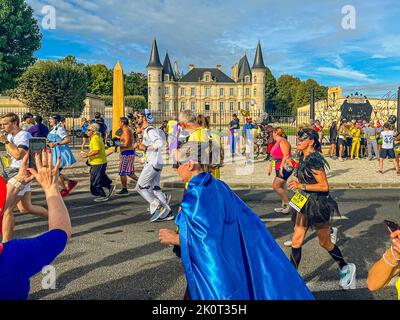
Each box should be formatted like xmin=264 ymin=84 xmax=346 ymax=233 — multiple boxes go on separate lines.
xmin=175 ymin=172 xmax=315 ymax=300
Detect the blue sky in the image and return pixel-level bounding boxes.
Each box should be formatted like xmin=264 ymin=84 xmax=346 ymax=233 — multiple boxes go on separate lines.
xmin=27 ymin=0 xmax=400 ymax=97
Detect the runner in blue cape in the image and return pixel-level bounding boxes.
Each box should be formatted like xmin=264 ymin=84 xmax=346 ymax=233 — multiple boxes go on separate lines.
xmin=159 ymin=140 xmax=314 ymax=300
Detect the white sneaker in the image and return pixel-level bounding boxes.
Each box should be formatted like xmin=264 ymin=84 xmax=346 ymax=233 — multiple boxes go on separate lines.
xmin=274 ymin=207 xmax=284 ymax=213
xmin=94 ymin=197 xmax=109 ymax=203
xmin=106 ymin=184 xmax=116 ymax=200
xmin=339 ymin=263 xmax=357 ymax=290
xmin=284 ymin=240 xmax=292 ymax=247
xmin=150 ymin=205 xmax=167 ymax=222
xmin=164 ymin=193 xmax=172 ymax=205
xmin=149 ymin=202 xmax=159 ymax=215
xmin=330 ymin=227 xmax=338 ymax=244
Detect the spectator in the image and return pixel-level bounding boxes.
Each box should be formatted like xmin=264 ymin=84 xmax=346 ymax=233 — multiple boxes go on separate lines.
xmin=242 ymin=117 xmax=256 ymax=164
xmin=48 ymin=114 xmax=78 ymax=197
xmin=367 ymin=226 xmax=400 ymax=299
xmin=20 ymin=113 xmax=34 ymax=131
xmin=0 ymin=113 xmax=48 ymax=242
xmin=81 ymin=123 xmax=115 ymax=202
xmin=228 ymin=114 xmax=240 ymax=158
xmin=0 ymin=151 xmax=71 ymax=300
xmin=329 ymin=121 xmax=338 ymax=159
xmin=27 ymin=116 xmax=49 ymax=138
xmin=378 ymin=122 xmax=399 ymax=175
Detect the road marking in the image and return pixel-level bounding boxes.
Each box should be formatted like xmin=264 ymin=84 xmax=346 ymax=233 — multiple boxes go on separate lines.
xmin=261 ymin=216 xmax=349 ymax=222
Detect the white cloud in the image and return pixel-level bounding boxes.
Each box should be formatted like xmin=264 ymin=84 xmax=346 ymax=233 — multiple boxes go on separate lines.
xmin=317 ymin=67 xmax=372 ymax=82
xmin=371 ymin=54 xmax=386 ymax=59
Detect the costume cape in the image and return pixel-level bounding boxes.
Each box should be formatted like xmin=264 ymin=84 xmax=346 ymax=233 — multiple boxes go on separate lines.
xmin=175 ymin=172 xmax=315 ymax=300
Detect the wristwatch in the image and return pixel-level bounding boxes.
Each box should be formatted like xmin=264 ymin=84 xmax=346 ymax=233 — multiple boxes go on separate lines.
xmin=9 ymin=177 xmax=23 ymax=190
xmin=301 ymin=184 xmax=307 ymax=191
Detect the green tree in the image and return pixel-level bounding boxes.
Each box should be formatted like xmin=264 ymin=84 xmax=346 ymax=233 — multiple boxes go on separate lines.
xmin=125 ymin=72 xmax=148 ymax=100
xmin=14 ymin=60 xmax=88 ymax=115
xmin=125 ymin=95 xmax=147 ymax=111
xmin=294 ymin=79 xmax=328 ymax=110
xmin=0 ymin=0 xmax=42 ymax=92
xmin=275 ymin=74 xmax=301 ymax=113
xmin=264 ymin=67 xmax=277 ymax=112
xmin=86 ymin=64 xmax=113 ymax=96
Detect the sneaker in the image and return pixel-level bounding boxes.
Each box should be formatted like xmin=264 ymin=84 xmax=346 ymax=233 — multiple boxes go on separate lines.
xmin=115 ymin=188 xmax=130 ymax=196
xmin=339 ymin=263 xmax=357 ymax=290
xmin=60 ymin=189 xmax=70 ymax=197
xmin=94 ymin=196 xmax=109 ymax=202
xmin=107 ymin=184 xmax=116 ymax=199
xmin=157 ymin=211 xmax=175 ymax=222
xmin=281 ymin=204 xmax=291 ymax=214
xmin=274 ymin=206 xmax=284 ymax=213
xmin=67 ymin=180 xmax=78 ymax=193
xmin=150 ymin=206 xmax=167 ymax=222
xmin=283 ymin=240 xmax=292 ymax=247
xmin=330 ymin=227 xmax=338 ymax=244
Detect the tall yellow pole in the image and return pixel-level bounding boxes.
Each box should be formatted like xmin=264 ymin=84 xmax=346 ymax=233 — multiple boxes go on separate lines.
xmin=112 ymin=60 xmax=124 ymax=137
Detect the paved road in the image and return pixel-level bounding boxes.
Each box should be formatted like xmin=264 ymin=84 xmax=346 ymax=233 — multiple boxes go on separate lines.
xmin=16 ymin=188 xmax=399 ymax=300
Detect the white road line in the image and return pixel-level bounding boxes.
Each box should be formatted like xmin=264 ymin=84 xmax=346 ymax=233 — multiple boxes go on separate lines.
xmin=261 ymin=216 xmax=349 ymax=222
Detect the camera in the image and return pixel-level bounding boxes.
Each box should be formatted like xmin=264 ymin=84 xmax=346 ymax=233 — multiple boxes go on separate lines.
xmin=106 ymin=137 xmax=120 ymax=148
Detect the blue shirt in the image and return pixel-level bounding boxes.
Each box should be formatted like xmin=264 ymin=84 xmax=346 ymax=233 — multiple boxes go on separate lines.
xmin=243 ymin=123 xmax=256 ymax=138
xmin=0 ymin=229 xmax=67 ymax=300
xmin=28 ymin=124 xmax=49 ymax=138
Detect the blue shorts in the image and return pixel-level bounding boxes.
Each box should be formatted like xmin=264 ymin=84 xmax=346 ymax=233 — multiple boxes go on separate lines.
xmin=275 ymin=169 xmax=293 ymax=181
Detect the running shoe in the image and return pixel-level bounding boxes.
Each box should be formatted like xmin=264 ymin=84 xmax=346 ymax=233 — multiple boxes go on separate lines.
xmin=94 ymin=196 xmax=109 ymax=202
xmin=281 ymin=204 xmax=291 ymax=214
xmin=283 ymin=240 xmax=292 ymax=247
xmin=157 ymin=211 xmax=175 ymax=222
xmin=330 ymin=227 xmax=338 ymax=244
xmin=115 ymin=188 xmax=130 ymax=196
xmin=106 ymin=184 xmax=116 ymax=199
xmin=339 ymin=263 xmax=357 ymax=290
xmin=274 ymin=206 xmax=284 ymax=213
xmin=150 ymin=206 xmax=167 ymax=222
xmin=60 ymin=189 xmax=70 ymax=197
xmin=67 ymin=180 xmax=78 ymax=193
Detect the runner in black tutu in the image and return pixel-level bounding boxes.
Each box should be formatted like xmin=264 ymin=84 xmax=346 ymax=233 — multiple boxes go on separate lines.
xmin=287 ymin=128 xmax=357 ymax=290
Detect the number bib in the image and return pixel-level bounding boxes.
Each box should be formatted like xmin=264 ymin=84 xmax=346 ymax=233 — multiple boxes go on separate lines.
xmin=289 ymin=191 xmax=309 ymax=212
xmin=271 ymin=160 xmax=276 ymax=168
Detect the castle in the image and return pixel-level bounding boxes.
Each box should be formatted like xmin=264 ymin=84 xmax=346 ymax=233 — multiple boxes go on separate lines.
xmin=146 ymin=39 xmax=266 ymax=117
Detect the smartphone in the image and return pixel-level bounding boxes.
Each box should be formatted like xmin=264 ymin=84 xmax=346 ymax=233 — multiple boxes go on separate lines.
xmin=29 ymin=138 xmax=47 ymax=169
xmin=384 ymin=220 xmax=400 ymax=232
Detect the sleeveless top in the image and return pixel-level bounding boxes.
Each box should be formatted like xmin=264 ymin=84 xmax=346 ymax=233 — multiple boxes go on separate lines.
xmin=270 ymin=140 xmax=292 ymax=170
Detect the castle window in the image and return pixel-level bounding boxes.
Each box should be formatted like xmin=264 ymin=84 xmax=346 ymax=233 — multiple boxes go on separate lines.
xmin=148 ymin=73 xmax=151 ymax=81
xmin=245 ymin=76 xmax=250 ymax=83
xmin=229 ymin=88 xmax=234 ymax=96
xmin=191 ymin=102 xmax=196 ymax=111
xmin=245 ymin=88 xmax=250 ymax=96
xmin=238 ymin=88 xmax=241 ymax=96
xmin=164 ymin=75 xmax=169 ymax=81
xmin=180 ymin=101 xmax=185 ymax=111
xmin=205 ymin=75 xmax=210 ymax=82
xmin=220 ymin=88 xmax=224 ymax=97
xmin=164 ymin=87 xmax=169 ymax=95
xmin=230 ymin=102 xmax=234 ymax=112
xmin=245 ymin=102 xmax=250 ymax=110
xmin=149 ymin=87 xmax=151 ymax=96
xmin=219 ymin=102 xmax=224 ymax=111
xmin=205 ymin=87 xmax=210 ymax=97
xmin=191 ymin=87 xmax=195 ymax=96
xmin=205 ymin=102 xmax=210 ymax=111
xmin=254 ymin=88 xmax=257 ymax=96
xmin=254 ymin=76 xmax=257 ymax=83
xmin=181 ymin=88 xmax=185 ymax=96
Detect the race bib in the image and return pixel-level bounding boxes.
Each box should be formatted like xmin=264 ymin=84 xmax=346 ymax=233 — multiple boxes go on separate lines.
xmin=289 ymin=191 xmax=309 ymax=212
xmin=271 ymin=160 xmax=276 ymax=168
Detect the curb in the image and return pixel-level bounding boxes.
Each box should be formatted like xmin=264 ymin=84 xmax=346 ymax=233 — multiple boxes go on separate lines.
xmin=161 ymin=181 xmax=400 ymax=190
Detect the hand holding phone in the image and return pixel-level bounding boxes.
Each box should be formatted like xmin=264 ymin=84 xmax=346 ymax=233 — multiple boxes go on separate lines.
xmin=384 ymin=220 xmax=400 ymax=233
xmin=29 ymin=138 xmax=47 ymax=170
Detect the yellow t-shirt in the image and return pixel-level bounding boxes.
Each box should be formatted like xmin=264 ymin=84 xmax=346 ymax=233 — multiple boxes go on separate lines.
xmin=89 ymin=134 xmax=107 ymax=165
xmin=167 ymin=120 xmax=177 ymax=135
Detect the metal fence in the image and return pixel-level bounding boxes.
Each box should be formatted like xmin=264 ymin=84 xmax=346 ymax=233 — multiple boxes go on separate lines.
xmin=0 ymin=109 xmax=313 ymax=147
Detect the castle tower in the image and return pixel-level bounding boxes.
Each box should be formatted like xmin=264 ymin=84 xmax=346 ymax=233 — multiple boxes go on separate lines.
xmin=162 ymin=52 xmax=176 ymax=113
xmin=147 ymin=38 xmax=163 ymax=112
xmin=251 ymin=41 xmax=266 ymax=112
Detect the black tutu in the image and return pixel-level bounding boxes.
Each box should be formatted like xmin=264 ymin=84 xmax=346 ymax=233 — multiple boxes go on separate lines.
xmin=291 ymin=192 xmax=340 ymax=229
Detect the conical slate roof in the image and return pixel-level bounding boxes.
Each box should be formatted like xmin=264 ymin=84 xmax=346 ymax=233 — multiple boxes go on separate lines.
xmin=162 ymin=52 xmax=175 ymax=81
xmin=252 ymin=41 xmax=266 ymax=69
xmin=237 ymin=55 xmax=252 ymax=82
xmin=147 ymin=38 xmax=162 ymax=68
